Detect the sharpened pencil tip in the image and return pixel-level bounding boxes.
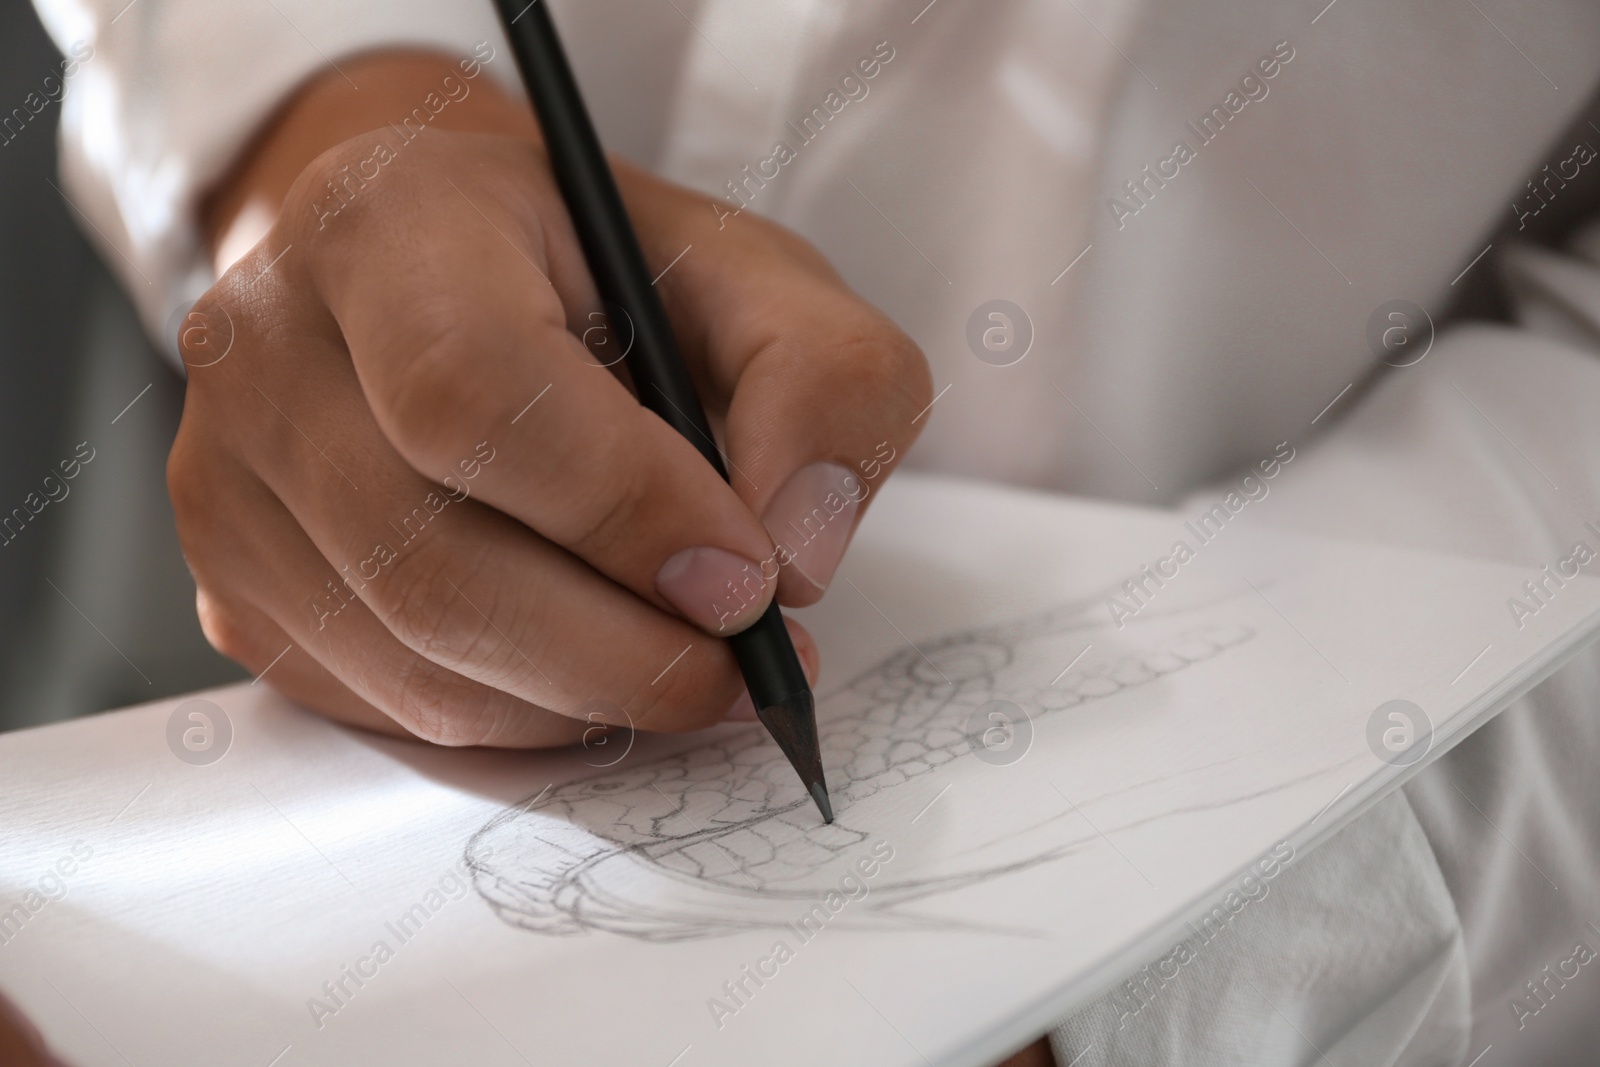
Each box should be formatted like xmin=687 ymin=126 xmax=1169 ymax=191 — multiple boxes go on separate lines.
xmin=754 ymin=687 xmax=831 ymax=823
xmin=809 ymin=780 xmax=835 ymax=824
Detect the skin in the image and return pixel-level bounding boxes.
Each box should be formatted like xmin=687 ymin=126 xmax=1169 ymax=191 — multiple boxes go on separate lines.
xmin=0 ymin=993 xmax=66 ymax=1066
xmin=177 ymin=51 xmax=932 ymax=746
xmin=166 ymin=49 xmax=1051 ymax=1066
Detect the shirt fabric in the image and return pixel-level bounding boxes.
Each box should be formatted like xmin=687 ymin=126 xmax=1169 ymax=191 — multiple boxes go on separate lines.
xmin=30 ymin=0 xmax=1600 ymax=1061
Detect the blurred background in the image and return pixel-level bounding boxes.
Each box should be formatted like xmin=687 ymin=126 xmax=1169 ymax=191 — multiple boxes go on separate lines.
xmin=0 ymin=5 xmax=244 ymax=733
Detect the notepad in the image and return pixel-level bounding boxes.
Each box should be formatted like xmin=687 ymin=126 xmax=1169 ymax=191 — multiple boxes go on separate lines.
xmin=4 ymin=472 xmax=1598 ymax=1067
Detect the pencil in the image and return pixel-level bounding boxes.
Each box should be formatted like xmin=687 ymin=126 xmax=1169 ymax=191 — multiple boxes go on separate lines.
xmin=489 ymin=0 xmax=833 ymax=822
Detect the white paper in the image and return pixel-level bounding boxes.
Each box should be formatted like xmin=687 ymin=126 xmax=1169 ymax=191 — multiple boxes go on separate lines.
xmin=3 ymin=473 xmax=1599 ymax=1067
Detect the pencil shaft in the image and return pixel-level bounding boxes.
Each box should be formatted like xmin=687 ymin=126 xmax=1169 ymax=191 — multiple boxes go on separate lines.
xmin=489 ymin=1 xmax=828 ymax=820
xmin=493 ymin=1 xmax=723 ymax=471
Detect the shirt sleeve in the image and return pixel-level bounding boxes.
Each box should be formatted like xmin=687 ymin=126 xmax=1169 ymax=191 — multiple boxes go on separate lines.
xmin=28 ymin=0 xmax=522 ymax=362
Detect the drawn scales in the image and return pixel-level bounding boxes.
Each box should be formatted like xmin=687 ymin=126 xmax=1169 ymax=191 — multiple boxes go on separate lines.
xmin=467 ymin=595 xmax=1255 ymax=940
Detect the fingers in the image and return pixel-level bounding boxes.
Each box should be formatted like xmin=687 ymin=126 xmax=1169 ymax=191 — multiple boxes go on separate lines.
xmin=175 ymin=123 xmax=871 ymax=753
xmin=171 ymin=310 xmax=762 ymax=738
xmin=192 ymin=587 xmax=412 ymax=740
xmin=283 ymin=133 xmax=782 ymax=636
xmin=170 ymin=439 xmax=588 ymax=746
xmin=0 ymin=991 xmax=69 ymax=1067
xmin=612 ymin=159 xmax=935 ymax=606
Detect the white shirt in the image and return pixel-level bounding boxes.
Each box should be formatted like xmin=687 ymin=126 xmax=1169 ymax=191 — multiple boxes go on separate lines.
xmin=32 ymin=0 xmax=1600 ymax=1060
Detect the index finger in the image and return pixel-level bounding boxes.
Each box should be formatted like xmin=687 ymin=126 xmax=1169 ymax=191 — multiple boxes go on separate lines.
xmin=616 ymin=160 xmax=934 ymax=606
xmin=291 ymin=134 xmax=786 ymax=637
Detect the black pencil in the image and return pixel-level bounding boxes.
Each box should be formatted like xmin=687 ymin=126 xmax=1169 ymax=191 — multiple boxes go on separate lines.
xmin=489 ymin=0 xmax=832 ymax=823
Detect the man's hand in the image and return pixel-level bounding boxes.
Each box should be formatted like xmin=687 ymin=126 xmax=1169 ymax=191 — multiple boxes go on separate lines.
xmin=0 ymin=991 xmax=69 ymax=1066
xmin=171 ymin=51 xmax=931 ymax=746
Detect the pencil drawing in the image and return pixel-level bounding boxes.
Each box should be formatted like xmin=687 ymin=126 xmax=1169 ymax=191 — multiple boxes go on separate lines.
xmin=466 ymin=593 xmax=1256 ymax=941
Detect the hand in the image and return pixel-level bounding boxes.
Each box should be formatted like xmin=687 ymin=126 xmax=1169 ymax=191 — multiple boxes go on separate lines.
xmin=0 ymin=991 xmax=70 ymax=1066
xmin=171 ymin=51 xmax=931 ymax=745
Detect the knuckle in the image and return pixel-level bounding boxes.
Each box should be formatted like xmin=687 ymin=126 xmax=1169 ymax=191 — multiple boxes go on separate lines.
xmin=559 ymin=439 xmax=651 ymax=560
xmin=377 ymin=547 xmax=534 ymax=692
xmin=630 ymin=642 xmax=739 ymax=732
xmin=739 ymin=211 xmax=836 ymax=277
xmin=833 ymin=322 xmax=932 ymax=419
xmin=165 ymin=427 xmax=203 ymax=522
xmin=380 ymin=324 xmax=495 ymax=471
xmin=379 ymin=549 xmax=476 ymax=661
xmin=283 ymin=138 xmax=392 ymax=236
xmin=166 ymin=424 xmax=228 ymax=552
xmin=194 ymin=589 xmax=255 ymax=664
xmin=389 ymin=657 xmax=494 ymax=746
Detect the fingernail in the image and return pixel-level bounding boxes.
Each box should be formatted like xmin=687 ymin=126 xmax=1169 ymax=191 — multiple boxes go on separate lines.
xmin=725 ymin=691 xmax=759 ymax=721
xmin=786 ymin=615 xmax=820 ymax=685
xmin=762 ymin=462 xmax=861 ymax=593
xmin=656 ymin=546 xmax=773 ymax=633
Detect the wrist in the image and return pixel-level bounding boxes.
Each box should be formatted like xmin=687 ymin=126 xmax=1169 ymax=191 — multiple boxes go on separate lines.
xmin=203 ymin=48 xmax=537 ymax=273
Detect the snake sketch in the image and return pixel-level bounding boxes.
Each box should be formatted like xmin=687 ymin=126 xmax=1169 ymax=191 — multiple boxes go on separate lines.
xmin=466 ymin=593 xmax=1255 ymax=941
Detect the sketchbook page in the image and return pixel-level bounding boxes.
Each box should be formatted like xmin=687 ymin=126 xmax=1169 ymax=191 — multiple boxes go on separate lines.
xmin=2 ymin=472 xmax=1599 ymax=1067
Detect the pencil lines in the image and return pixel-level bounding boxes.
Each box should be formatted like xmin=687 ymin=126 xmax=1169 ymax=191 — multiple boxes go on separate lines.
xmin=514 ymin=783 xmax=554 ymax=818
xmin=467 ymin=592 xmax=1261 ymax=940
xmin=1050 ymin=782 xmax=1159 ymax=889
xmin=651 ymin=783 xmax=761 ymax=891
